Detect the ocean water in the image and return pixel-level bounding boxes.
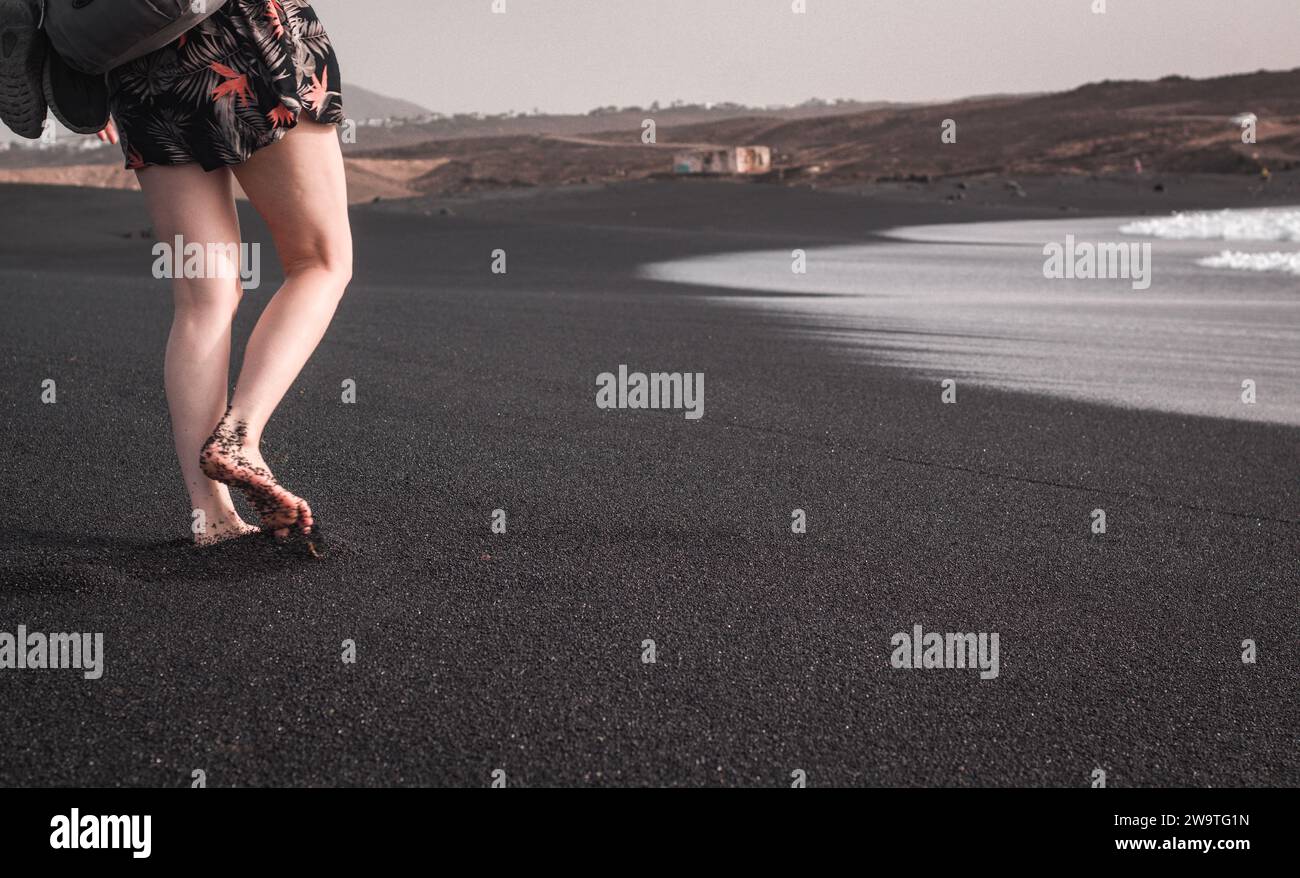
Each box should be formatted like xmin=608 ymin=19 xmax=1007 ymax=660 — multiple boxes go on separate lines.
xmin=639 ymin=210 xmax=1300 ymax=426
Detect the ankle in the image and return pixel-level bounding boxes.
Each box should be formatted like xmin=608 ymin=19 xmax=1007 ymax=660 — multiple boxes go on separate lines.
xmin=205 ymin=418 xmax=257 ymax=456
xmin=218 ymin=408 xmax=263 ymax=451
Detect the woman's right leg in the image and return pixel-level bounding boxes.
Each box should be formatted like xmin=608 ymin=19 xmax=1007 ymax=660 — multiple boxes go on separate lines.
xmin=136 ymin=162 xmax=256 ymax=545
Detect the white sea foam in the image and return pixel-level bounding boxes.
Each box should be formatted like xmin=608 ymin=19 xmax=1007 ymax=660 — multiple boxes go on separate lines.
xmin=1198 ymin=250 xmax=1300 ymax=275
xmin=1119 ymin=208 xmax=1300 ymax=242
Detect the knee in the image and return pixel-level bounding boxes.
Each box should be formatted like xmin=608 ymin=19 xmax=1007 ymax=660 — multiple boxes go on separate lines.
xmin=172 ymin=280 xmax=242 ymax=324
xmin=281 ymin=238 xmax=352 ymax=291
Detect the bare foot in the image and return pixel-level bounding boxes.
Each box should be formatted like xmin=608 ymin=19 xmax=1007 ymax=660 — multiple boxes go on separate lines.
xmin=193 ymin=519 xmax=260 ymax=548
xmin=199 ymin=410 xmax=314 ymax=539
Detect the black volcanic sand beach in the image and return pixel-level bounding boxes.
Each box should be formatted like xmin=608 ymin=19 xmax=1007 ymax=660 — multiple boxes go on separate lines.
xmin=0 ymin=177 xmax=1296 ymax=787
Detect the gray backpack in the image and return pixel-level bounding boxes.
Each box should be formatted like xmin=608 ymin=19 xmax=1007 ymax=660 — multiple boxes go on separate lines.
xmin=42 ymin=0 xmax=229 ymax=75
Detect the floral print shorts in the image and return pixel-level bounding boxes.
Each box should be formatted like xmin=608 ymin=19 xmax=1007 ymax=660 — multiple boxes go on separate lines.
xmin=107 ymin=0 xmax=345 ymax=171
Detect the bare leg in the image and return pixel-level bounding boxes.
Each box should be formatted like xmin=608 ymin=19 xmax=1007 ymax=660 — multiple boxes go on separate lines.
xmin=200 ymin=119 xmax=352 ymax=538
xmin=136 ymin=163 xmax=257 ymax=545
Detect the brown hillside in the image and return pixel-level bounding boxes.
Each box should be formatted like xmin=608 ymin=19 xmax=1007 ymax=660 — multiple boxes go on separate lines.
xmin=354 ymin=68 xmax=1300 ymax=193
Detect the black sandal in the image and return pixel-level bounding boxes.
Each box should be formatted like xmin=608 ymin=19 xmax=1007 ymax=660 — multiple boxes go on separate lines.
xmin=0 ymin=0 xmax=49 ymax=140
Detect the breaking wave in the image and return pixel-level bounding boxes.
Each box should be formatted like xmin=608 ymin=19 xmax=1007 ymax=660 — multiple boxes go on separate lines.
xmin=1119 ymin=208 xmax=1300 ymax=242
xmin=1197 ymin=250 xmax=1300 ymax=275
xmin=1121 ymin=208 xmax=1300 ymax=276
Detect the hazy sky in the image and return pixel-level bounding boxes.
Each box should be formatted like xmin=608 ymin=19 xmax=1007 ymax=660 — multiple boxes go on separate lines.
xmin=311 ymin=0 xmax=1298 ymax=114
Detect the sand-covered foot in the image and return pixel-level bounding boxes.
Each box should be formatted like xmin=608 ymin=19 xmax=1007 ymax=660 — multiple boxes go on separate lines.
xmin=199 ymin=411 xmax=314 ymax=539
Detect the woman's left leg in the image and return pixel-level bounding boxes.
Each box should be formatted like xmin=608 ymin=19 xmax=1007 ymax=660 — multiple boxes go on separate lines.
xmin=200 ymin=119 xmax=352 ymax=538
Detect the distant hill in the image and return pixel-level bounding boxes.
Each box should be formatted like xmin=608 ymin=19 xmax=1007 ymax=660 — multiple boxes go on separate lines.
xmin=343 ymin=84 xmax=434 ymax=123
xmin=332 ymin=99 xmax=899 ymax=153
xmin=348 ymin=67 xmax=1300 ymax=194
